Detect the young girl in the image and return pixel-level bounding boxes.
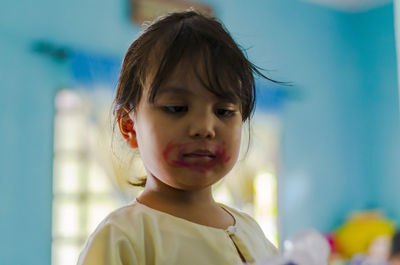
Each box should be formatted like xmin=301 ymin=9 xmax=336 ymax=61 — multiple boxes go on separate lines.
xmin=78 ymin=10 xmax=278 ymax=265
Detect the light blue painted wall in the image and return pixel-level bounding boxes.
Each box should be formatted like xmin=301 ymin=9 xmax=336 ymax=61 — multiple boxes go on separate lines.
xmin=360 ymin=5 xmax=400 ymax=224
xmin=0 ymin=35 xmax=56 ymax=265
xmin=0 ymin=1 xmax=139 ymax=264
xmin=0 ymin=0 xmax=398 ymax=264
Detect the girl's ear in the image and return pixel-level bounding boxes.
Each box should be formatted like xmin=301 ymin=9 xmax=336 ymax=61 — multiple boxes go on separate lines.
xmin=118 ymin=113 xmax=138 ymax=149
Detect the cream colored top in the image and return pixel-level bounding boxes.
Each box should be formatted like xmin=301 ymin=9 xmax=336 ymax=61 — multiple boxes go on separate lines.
xmin=77 ymin=200 xmax=277 ymax=265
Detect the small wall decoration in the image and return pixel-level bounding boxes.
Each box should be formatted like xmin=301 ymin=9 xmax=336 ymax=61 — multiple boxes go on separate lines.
xmin=132 ymin=0 xmax=213 ymax=24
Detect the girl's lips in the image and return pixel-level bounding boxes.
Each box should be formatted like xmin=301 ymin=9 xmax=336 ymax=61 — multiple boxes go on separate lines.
xmin=163 ymin=142 xmax=231 ymax=173
xmin=184 ymin=154 xmax=215 ymax=158
xmin=182 ymin=153 xmax=216 ymax=163
xmin=183 ymin=149 xmax=216 ymax=158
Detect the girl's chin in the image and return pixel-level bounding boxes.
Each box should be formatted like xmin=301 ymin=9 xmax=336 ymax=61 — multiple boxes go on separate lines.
xmin=159 ymin=173 xmax=222 ymax=190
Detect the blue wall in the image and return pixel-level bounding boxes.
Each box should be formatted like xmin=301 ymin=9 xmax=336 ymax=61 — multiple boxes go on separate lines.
xmin=0 ymin=1 xmax=139 ymax=264
xmin=269 ymin=4 xmax=398 ymax=239
xmin=0 ymin=34 xmax=58 ymax=265
xmin=0 ymin=0 xmax=398 ymax=264
xmin=364 ymin=6 xmax=400 ymax=224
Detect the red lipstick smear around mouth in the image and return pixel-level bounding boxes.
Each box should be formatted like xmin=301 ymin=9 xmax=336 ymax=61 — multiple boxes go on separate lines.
xmin=162 ymin=142 xmax=231 ymax=173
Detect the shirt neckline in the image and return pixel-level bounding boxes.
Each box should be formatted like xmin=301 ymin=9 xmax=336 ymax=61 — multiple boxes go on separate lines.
xmin=133 ymin=199 xmax=238 ymax=233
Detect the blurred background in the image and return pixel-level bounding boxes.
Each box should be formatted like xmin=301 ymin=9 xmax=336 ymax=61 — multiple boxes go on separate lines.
xmin=1 ymin=0 xmax=399 ymax=264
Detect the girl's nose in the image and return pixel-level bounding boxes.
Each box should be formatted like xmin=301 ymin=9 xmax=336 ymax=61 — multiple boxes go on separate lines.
xmin=188 ymin=112 xmax=216 ymax=139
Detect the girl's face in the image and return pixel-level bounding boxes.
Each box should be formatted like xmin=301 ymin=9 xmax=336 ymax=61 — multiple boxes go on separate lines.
xmin=129 ymin=63 xmax=243 ymax=191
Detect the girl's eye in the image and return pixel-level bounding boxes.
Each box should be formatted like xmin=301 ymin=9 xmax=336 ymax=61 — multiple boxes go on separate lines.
xmin=215 ymin=108 xmax=235 ymax=118
xmin=162 ymin=106 xmax=188 ymax=114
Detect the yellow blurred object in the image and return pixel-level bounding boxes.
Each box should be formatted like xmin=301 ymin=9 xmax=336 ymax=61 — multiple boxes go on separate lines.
xmin=334 ymin=210 xmax=395 ymax=258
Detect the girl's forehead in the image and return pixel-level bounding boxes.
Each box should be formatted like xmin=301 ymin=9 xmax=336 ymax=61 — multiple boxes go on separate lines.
xmin=169 ymin=61 xmax=204 ymax=80
xmin=156 ymin=66 xmax=210 ymax=96
xmin=146 ymin=59 xmax=204 ymax=89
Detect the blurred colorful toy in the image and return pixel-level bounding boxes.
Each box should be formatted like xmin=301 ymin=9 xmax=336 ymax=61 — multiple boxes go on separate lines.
xmin=334 ymin=210 xmax=395 ymax=259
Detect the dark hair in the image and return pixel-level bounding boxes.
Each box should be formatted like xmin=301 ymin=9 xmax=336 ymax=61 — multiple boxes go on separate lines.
xmin=113 ymin=10 xmax=279 ymax=187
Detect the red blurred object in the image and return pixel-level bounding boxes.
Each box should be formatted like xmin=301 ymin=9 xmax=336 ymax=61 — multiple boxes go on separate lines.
xmin=325 ymin=233 xmax=337 ymax=254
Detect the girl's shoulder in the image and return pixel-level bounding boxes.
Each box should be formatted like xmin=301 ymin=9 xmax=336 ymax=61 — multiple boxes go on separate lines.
xmin=78 ymin=201 xmax=157 ymax=265
xmin=97 ymin=200 xmax=155 ymax=230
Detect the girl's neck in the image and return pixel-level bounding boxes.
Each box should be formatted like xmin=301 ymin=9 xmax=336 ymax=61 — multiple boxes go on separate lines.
xmin=136 ymin=174 xmax=235 ymax=230
xmin=137 ymin=173 xmax=216 ymax=208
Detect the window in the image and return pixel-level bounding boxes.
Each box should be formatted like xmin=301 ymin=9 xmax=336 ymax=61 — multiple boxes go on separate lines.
xmin=52 ymin=89 xmax=127 ymax=265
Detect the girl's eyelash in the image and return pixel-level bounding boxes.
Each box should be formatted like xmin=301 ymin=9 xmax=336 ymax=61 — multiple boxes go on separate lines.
xmin=161 ymin=106 xmax=236 ymax=118
xmin=215 ymin=108 xmax=236 ymax=117
xmin=162 ymin=106 xmax=188 ymax=114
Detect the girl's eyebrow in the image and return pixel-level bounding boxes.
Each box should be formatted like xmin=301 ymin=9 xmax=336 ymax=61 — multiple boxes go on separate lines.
xmin=157 ymin=85 xmax=194 ymax=96
xmin=156 ymin=85 xmax=239 ymax=104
